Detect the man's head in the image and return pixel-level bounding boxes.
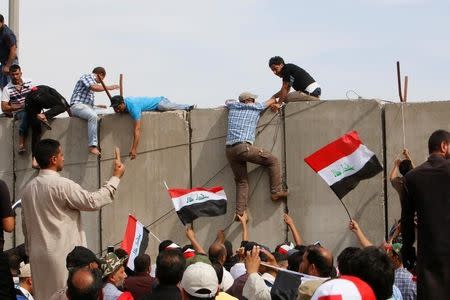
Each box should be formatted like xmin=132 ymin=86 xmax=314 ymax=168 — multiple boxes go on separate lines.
xmin=0 ymin=14 xmax=4 ymax=26
xmin=385 ymin=243 xmax=403 ymax=270
xmin=238 ymin=92 xmax=257 ymax=104
xmin=66 ymin=246 xmax=103 ymax=271
xmin=428 ymin=129 xmax=450 ymax=157
xmin=348 ymin=246 xmax=394 ymax=300
xmin=268 ymin=56 xmax=285 ymax=77
xmin=337 ymin=247 xmax=361 ymax=276
xmin=67 ymin=267 xmax=103 ymax=300
xmin=155 ymin=249 xmax=186 ymax=285
xmin=134 ymin=254 xmax=151 ymax=273
xmin=111 ymin=95 xmax=126 ymax=113
xmin=34 ymin=139 xmax=64 ymax=171
xmin=208 ymin=242 xmax=227 ymax=265
xmin=399 ymin=159 xmax=413 ymax=176
xmin=299 ymin=245 xmax=334 ymax=277
xmin=9 ymin=64 xmax=22 ymax=85
xmin=101 ymin=252 xmax=127 ymax=288
xmin=287 ymin=246 xmax=306 ymax=272
xmin=18 ymin=263 xmax=33 ymax=294
xmin=181 ymin=262 xmax=219 ymax=299
xmin=92 ymin=67 xmax=106 ymax=82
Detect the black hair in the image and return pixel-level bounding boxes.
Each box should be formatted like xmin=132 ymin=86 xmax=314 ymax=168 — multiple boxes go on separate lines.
xmin=156 ymin=249 xmax=186 ymax=285
xmin=337 ymin=247 xmax=361 ymax=276
xmin=0 ymin=14 xmax=4 ymax=23
xmin=212 ymin=261 xmax=224 ymax=285
xmin=428 ymin=129 xmax=450 ymax=154
xmin=268 ymin=56 xmax=285 ymax=67
xmin=208 ymin=243 xmax=227 ymax=264
xmin=34 ymin=139 xmax=60 ymax=168
xmin=272 ymin=252 xmax=288 ymax=264
xmin=67 ymin=268 xmax=103 ymax=300
xmin=224 ymin=240 xmax=233 ymax=261
xmin=305 ymin=245 xmax=333 ymax=277
xmin=287 ymin=250 xmax=304 ymax=272
xmin=114 ymin=248 xmax=128 ymax=259
xmin=349 ymin=246 xmax=394 ymax=300
xmin=399 ymin=159 xmax=413 ymax=176
xmin=134 ymin=254 xmax=151 ymax=273
xmin=9 ymin=64 xmax=21 ymax=73
xmin=92 ymin=66 xmax=106 ymax=76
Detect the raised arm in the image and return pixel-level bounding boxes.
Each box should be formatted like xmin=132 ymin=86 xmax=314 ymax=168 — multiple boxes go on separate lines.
xmin=237 ymin=211 xmax=249 ymax=242
xmin=349 ymin=219 xmax=373 ymax=248
xmin=186 ymin=224 xmax=206 ymax=255
xmin=284 ymin=213 xmax=303 ymax=245
xmin=389 ymin=159 xmax=401 ymax=181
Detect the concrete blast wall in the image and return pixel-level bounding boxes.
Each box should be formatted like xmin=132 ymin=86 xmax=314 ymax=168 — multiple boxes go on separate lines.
xmin=3 ymin=100 xmax=450 ymax=259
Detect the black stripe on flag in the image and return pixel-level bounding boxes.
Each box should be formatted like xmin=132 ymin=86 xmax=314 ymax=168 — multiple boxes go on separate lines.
xmin=330 ymin=155 xmax=383 ymax=199
xmin=138 ymin=227 xmax=150 ymax=257
xmin=177 ymin=199 xmax=227 ymax=225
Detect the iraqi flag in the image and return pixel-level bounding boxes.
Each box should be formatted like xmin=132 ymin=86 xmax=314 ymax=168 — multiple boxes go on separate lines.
xmin=120 ymin=215 xmax=149 ymax=271
xmin=304 ymin=131 xmax=382 ymax=199
xmin=168 ymin=186 xmax=227 ymax=225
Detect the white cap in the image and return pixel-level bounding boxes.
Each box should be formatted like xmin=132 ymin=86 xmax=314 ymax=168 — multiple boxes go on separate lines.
xmin=181 ymin=262 xmax=218 ymax=298
xmin=19 ymin=262 xmax=31 ymax=278
xmin=311 ymin=276 xmax=376 ymax=300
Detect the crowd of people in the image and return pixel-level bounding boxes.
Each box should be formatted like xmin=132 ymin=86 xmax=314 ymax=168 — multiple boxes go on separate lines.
xmin=1 ymin=12 xmax=449 ymax=300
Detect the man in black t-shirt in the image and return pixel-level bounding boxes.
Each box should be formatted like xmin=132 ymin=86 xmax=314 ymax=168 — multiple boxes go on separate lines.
xmin=0 ymin=179 xmax=14 ymax=252
xmin=268 ymin=56 xmax=321 ymax=104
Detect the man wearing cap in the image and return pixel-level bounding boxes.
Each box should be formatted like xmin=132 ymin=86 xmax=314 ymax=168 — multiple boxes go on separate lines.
xmin=70 ymin=67 xmax=119 ymax=156
xmin=386 ymin=243 xmax=417 ymax=300
xmin=225 ymin=92 xmax=287 ymax=218
xmin=111 ymin=95 xmax=193 ymax=160
xmin=15 ymin=263 xmax=34 ymax=300
xmin=181 ymin=262 xmax=219 ymax=299
xmin=102 ymin=252 xmax=133 ymax=300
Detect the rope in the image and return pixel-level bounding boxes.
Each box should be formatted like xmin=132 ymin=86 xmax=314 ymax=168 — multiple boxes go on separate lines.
xmin=401 ymin=102 xmax=406 ymax=149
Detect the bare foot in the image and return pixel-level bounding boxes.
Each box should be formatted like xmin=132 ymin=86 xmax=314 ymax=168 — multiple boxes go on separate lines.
xmin=89 ymin=146 xmax=101 ymax=156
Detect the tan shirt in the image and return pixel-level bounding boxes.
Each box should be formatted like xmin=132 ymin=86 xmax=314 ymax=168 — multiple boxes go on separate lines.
xmin=21 ymin=169 xmax=120 ymax=300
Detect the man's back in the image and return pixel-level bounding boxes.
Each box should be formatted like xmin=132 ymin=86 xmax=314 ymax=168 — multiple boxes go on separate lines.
xmin=124 ymin=273 xmax=154 ymax=299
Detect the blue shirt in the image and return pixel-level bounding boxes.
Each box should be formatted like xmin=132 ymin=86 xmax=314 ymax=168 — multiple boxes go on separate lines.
xmin=70 ymin=74 xmax=97 ymax=106
xmin=225 ymin=100 xmax=266 ymax=145
xmin=125 ymin=96 xmax=164 ymax=120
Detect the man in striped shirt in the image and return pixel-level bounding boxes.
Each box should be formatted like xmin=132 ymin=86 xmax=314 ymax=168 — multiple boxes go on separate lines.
xmin=1 ymin=64 xmax=33 ymax=153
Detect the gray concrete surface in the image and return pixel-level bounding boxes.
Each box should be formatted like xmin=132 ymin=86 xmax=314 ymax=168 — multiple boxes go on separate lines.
xmin=384 ymin=101 xmax=450 ymax=228
xmin=0 ymin=118 xmax=14 ymax=250
xmin=99 ymin=111 xmax=190 ymax=260
xmin=190 ymin=108 xmax=286 ymax=251
xmin=284 ymin=100 xmax=385 ymax=255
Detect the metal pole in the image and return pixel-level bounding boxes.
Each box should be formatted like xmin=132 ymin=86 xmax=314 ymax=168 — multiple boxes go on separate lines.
xmin=8 ymin=0 xmax=20 ymax=56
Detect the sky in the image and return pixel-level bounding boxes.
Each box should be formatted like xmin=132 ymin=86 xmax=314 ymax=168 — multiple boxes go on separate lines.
xmin=1 ymin=0 xmax=450 ymax=108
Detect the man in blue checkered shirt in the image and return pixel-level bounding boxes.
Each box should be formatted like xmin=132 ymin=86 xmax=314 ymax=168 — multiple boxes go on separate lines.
xmin=70 ymin=67 xmax=119 ymax=156
xmin=225 ymin=92 xmax=288 ymax=217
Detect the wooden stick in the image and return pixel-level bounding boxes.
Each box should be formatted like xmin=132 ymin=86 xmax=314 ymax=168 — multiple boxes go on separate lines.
xmin=119 ymin=74 xmax=123 ymax=97
xmin=97 ymin=75 xmax=113 ymax=101
xmin=396 ymin=61 xmax=403 ymax=102
xmin=403 ymin=76 xmax=408 ymax=102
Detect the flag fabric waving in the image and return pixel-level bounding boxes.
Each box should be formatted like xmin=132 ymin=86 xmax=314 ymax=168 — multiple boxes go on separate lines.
xmin=304 ymin=131 xmax=383 ymax=199
xmin=167 ymin=186 xmax=227 ymax=225
xmin=120 ymin=215 xmax=149 ymax=271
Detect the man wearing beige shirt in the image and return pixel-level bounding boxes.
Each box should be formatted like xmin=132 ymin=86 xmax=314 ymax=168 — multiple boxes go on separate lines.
xmin=21 ymin=138 xmax=125 ymax=300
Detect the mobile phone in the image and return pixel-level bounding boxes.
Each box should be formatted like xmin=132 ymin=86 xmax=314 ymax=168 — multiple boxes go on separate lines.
xmin=107 ymin=246 xmax=115 ymax=253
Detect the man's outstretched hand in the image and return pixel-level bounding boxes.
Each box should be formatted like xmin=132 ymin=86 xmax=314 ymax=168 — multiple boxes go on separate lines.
xmin=113 ymin=147 xmax=125 ymax=178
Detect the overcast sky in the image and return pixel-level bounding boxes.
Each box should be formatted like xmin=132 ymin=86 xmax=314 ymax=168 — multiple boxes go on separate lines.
xmin=1 ymin=0 xmax=449 ymax=107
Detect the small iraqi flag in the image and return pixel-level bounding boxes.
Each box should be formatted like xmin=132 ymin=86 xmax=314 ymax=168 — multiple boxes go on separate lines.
xmin=168 ymin=186 xmax=227 ymax=225
xmin=304 ymin=131 xmax=383 ymax=199
xmin=120 ymin=215 xmax=150 ymax=271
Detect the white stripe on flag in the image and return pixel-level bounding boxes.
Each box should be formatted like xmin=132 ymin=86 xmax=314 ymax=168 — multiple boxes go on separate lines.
xmin=317 ymin=144 xmax=375 ymax=186
xmin=172 ymin=189 xmax=226 ymax=212
xmin=127 ymin=221 xmax=144 ymax=270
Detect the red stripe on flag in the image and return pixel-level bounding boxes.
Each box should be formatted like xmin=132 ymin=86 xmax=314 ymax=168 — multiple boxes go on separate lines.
xmin=120 ymin=215 xmax=137 ymax=255
xmin=167 ymin=186 xmax=224 ymax=198
xmin=304 ymin=131 xmax=362 ymax=172
xmin=318 ymin=296 xmax=342 ymax=300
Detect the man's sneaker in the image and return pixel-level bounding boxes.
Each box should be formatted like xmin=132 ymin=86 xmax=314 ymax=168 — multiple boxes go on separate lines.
xmin=271 ymin=190 xmax=289 ymax=201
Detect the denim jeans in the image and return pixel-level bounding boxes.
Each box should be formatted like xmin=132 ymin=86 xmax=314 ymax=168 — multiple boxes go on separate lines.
xmin=14 ymin=110 xmax=28 ymax=136
xmin=156 ymin=97 xmax=191 ymax=111
xmin=70 ymin=103 xmax=98 ymax=147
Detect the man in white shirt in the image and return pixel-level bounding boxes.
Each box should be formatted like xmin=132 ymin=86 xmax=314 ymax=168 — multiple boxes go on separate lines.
xmin=15 ymin=263 xmax=34 ymax=300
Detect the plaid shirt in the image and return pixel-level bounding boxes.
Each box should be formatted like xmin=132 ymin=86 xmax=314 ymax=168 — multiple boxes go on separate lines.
xmin=70 ymin=73 xmax=97 ymax=106
xmin=394 ymin=267 xmax=417 ymax=300
xmin=225 ymin=100 xmax=266 ymax=145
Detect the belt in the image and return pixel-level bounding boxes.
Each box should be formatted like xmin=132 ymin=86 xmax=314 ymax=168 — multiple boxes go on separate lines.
xmin=226 ymin=141 xmax=251 ymax=148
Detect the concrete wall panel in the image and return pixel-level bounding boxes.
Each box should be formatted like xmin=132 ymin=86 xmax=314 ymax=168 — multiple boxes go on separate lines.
xmin=285 ymin=100 xmax=385 ymax=256
xmin=190 ymin=108 xmax=286 ymax=251
xmin=13 ymin=117 xmax=100 ymax=252
xmin=0 ymin=118 xmax=14 ymax=251
xmin=99 ymin=112 xmax=190 ymax=260
xmin=384 ymin=101 xmax=450 ymax=227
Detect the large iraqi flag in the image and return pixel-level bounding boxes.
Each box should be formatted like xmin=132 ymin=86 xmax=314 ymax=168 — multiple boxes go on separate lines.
xmin=120 ymin=215 xmax=149 ymax=271
xmin=168 ymin=186 xmax=227 ymax=225
xmin=304 ymin=131 xmax=383 ymax=199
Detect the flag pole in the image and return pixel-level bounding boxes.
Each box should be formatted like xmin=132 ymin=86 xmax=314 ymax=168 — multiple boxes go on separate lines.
xmin=338 ymin=197 xmax=352 ymax=220
xmin=163 ymin=181 xmax=169 ymax=190
xmin=149 ymin=231 xmax=162 ymax=243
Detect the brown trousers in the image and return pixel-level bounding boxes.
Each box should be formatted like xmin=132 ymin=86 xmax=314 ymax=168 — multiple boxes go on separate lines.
xmin=226 ymin=143 xmax=282 ymax=214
